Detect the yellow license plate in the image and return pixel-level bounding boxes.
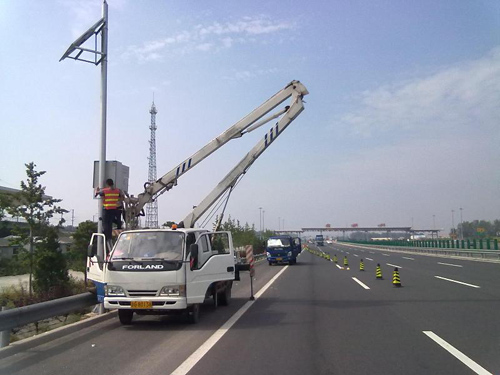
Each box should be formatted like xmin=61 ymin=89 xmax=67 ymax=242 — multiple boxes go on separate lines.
xmin=276 ymin=257 xmax=282 ymax=261
xmin=131 ymin=301 xmax=152 ymax=309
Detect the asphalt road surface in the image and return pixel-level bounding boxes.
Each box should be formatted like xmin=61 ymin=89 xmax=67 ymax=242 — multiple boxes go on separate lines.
xmin=1 ymin=244 xmax=499 ymax=375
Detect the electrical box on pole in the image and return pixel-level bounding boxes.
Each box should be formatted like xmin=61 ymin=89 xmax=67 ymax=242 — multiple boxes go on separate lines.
xmin=93 ymin=160 xmax=130 ymax=193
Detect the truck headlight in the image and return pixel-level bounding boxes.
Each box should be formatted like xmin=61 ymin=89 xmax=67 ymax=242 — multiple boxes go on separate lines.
xmin=105 ymin=285 xmax=125 ymax=296
xmin=266 ymin=252 xmax=271 ymax=257
xmin=160 ymin=285 xmax=186 ymax=297
xmin=287 ymin=251 xmax=292 ymax=257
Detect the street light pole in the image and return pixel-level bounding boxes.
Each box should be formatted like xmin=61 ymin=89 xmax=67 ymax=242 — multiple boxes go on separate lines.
xmin=459 ymin=207 xmax=463 ymax=240
xmin=60 ymin=0 xmax=109 ymax=241
xmin=263 ymin=210 xmax=265 ymax=231
xmin=258 ymin=207 xmax=262 ymax=238
xmin=451 ymin=209 xmax=455 ymax=236
xmin=98 ymin=0 xmax=108 ymax=239
xmin=278 ymin=217 xmax=280 ymax=231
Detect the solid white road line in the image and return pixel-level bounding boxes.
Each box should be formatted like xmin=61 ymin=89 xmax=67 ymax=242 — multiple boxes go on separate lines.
xmin=366 ymin=257 xmax=374 ymax=261
xmin=402 ymin=257 xmax=415 ymax=260
xmin=352 ymin=277 xmax=370 ymax=290
xmin=382 ymin=254 xmax=390 ymax=257
xmin=437 ymin=262 xmax=463 ymax=268
xmin=171 ymin=266 xmax=289 ymax=375
xmin=423 ymin=331 xmax=492 ymax=375
xmin=434 ymin=276 xmax=480 ymax=288
xmin=386 ymin=263 xmax=402 ymax=268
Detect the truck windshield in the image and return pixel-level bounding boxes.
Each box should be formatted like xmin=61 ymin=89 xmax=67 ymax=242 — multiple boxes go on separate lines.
xmin=267 ymin=238 xmax=291 ymax=247
xmin=111 ymin=232 xmax=185 ymax=261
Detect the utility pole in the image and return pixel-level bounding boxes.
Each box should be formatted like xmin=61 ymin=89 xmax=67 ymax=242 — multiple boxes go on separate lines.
xmin=262 ymin=210 xmax=265 ymax=231
xmin=71 ymin=209 xmax=75 ymax=227
xmin=278 ymin=217 xmax=281 ymax=231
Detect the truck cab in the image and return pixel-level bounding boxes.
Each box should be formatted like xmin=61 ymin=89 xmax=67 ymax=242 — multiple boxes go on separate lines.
xmin=266 ymin=235 xmax=298 ymax=265
xmin=87 ymin=228 xmax=236 ymax=325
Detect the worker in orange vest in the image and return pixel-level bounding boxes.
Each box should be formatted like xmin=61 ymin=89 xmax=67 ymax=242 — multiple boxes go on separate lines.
xmin=95 ymin=179 xmax=123 ymax=240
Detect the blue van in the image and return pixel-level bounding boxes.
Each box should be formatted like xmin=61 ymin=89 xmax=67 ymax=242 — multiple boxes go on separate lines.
xmin=267 ymin=235 xmax=298 ymax=265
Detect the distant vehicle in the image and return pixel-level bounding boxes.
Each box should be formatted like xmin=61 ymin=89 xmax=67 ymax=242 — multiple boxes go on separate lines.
xmin=267 ymin=235 xmax=298 ymax=265
xmin=326 ymin=239 xmax=332 ymax=244
xmin=315 ymin=234 xmax=324 ymax=246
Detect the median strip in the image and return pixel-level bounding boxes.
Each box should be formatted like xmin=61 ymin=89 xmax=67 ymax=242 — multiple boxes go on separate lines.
xmin=434 ymin=276 xmax=480 ymax=288
xmin=423 ymin=331 xmax=492 ymax=375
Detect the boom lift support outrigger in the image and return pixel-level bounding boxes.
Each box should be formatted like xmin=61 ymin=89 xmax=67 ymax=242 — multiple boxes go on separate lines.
xmin=123 ymin=81 xmax=308 ymax=229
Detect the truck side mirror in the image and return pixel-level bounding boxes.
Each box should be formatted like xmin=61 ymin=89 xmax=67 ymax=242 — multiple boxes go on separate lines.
xmin=88 ymin=242 xmax=97 ymax=257
xmin=189 ymin=244 xmax=199 ymax=270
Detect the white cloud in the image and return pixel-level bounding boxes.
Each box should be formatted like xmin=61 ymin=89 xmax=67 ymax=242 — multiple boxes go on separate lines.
xmin=196 ymin=43 xmax=213 ymax=52
xmin=59 ymin=0 xmax=101 ymax=38
xmin=222 ymin=67 xmax=279 ymax=82
xmin=338 ymin=48 xmax=500 ymax=138
xmin=122 ymin=16 xmax=295 ymax=63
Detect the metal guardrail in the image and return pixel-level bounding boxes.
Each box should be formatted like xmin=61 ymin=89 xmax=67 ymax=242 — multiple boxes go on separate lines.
xmin=0 ymin=293 xmax=97 ymax=333
xmin=337 ymin=242 xmax=500 ymax=260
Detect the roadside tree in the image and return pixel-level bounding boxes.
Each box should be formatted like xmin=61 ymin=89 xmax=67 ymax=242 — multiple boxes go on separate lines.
xmin=7 ymin=162 xmax=67 ymax=296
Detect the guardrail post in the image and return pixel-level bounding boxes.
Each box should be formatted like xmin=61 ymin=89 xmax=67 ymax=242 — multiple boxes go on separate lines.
xmin=479 ymin=240 xmax=483 ymax=250
xmin=495 ymin=239 xmax=498 ymax=250
xmin=0 ymin=306 xmax=10 ymax=348
xmin=473 ymin=239 xmax=477 ymax=249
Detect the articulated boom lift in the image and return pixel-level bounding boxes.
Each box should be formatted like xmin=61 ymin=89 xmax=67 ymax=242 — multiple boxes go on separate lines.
xmin=124 ymin=80 xmax=308 ymax=229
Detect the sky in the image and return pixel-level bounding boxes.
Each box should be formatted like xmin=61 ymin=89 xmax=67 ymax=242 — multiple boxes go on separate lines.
xmin=1 ymin=0 xmax=499 ymax=235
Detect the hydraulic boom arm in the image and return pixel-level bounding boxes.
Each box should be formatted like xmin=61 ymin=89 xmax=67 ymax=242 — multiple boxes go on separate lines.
xmin=125 ymin=81 xmax=308 ymax=228
xmin=180 ymin=82 xmax=308 ymax=228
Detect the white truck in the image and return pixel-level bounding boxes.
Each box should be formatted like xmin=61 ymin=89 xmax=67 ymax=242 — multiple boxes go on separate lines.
xmin=86 ymin=81 xmax=308 ymax=324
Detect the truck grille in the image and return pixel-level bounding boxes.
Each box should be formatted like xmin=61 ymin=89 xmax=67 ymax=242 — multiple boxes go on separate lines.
xmin=127 ymin=290 xmax=158 ymax=297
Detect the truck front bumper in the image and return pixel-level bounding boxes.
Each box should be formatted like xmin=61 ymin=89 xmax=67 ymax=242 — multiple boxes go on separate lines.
xmin=104 ymin=296 xmax=187 ymax=310
xmin=267 ymin=256 xmax=292 ymax=264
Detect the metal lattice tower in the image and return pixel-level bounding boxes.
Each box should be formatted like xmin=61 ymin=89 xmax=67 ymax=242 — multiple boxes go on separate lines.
xmin=145 ymin=99 xmax=159 ymax=228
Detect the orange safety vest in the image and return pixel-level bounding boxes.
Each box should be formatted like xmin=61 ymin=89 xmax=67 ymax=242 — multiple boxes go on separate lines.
xmin=102 ymin=188 xmax=120 ymax=210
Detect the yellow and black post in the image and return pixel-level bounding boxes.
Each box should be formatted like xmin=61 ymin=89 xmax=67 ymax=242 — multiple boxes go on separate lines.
xmin=333 ymin=254 xmax=338 ymax=263
xmin=343 ymin=256 xmax=349 ymax=270
xmin=359 ymin=259 xmax=365 ymax=271
xmin=376 ymin=263 xmax=383 ymax=279
xmin=393 ymin=267 xmax=402 ymax=287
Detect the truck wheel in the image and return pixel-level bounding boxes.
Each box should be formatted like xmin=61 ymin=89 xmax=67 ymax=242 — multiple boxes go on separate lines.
xmin=268 ymin=261 xmax=272 ymax=266
xmin=118 ymin=310 xmax=133 ymax=325
xmin=187 ymin=304 xmax=200 ymax=324
xmin=218 ymin=284 xmax=232 ymax=306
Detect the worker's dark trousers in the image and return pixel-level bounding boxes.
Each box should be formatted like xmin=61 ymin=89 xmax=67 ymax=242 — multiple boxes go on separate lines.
xmin=103 ymin=209 xmax=119 ymax=240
